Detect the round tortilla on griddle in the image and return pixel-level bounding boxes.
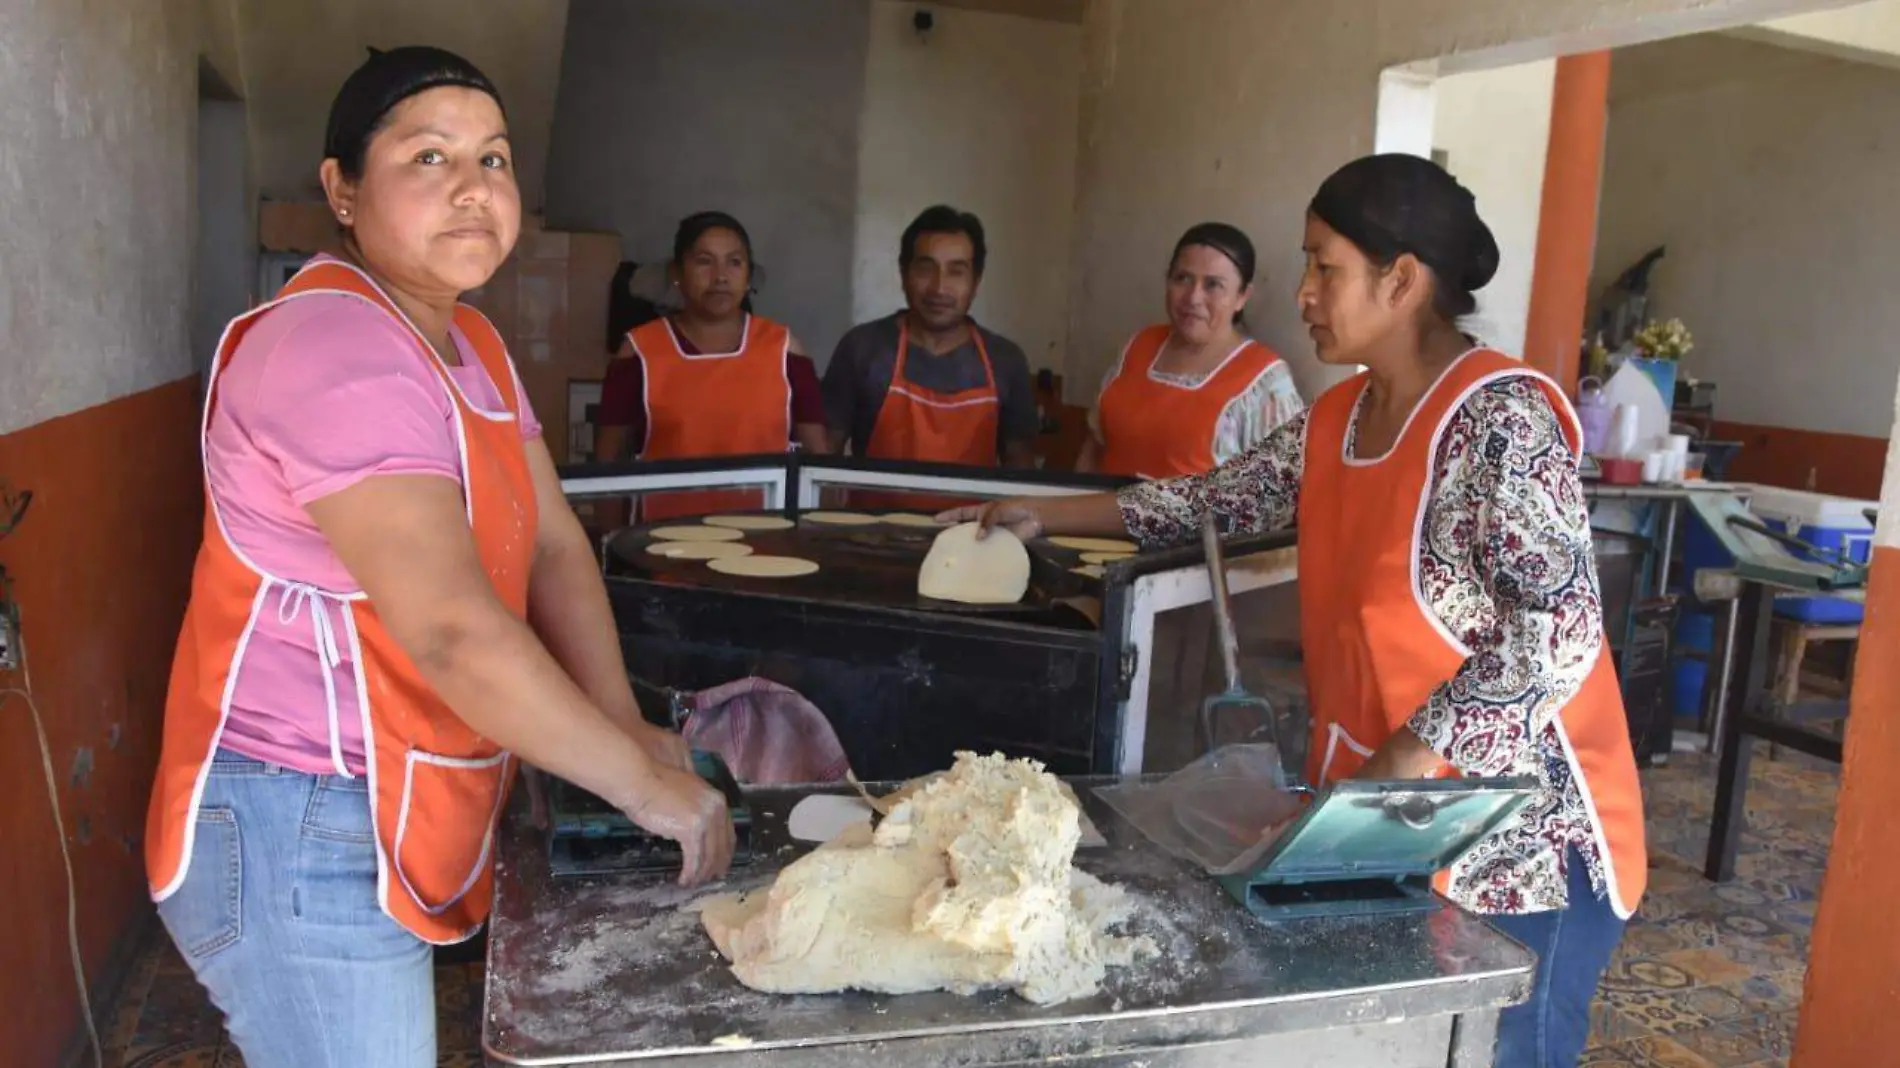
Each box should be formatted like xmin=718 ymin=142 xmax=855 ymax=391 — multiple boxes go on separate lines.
xmin=801 ymin=511 xmax=880 ymax=526
xmin=709 ymin=555 xmax=821 ymax=578
xmin=703 ymin=515 xmax=795 ymax=531
xmin=647 ymin=541 xmax=755 ymax=560
xmin=879 ymin=513 xmax=943 ymax=528
xmin=647 ymin=525 xmax=746 ymax=542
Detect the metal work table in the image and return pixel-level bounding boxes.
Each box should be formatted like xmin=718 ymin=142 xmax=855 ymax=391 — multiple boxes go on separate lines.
xmin=1703 ymin=575 xmax=1856 ymax=882
xmin=484 ymin=781 xmax=1535 ymax=1068
xmin=1583 ymin=481 xmax=1745 ymax=598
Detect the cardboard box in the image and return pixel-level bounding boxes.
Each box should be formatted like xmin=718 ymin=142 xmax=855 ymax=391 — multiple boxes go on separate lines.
xmin=464 ymin=227 xmax=623 ymax=464
xmin=259 ymin=200 xmax=344 ymax=255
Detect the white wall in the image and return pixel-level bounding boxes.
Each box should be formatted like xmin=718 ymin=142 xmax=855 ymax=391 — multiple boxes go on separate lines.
xmin=1374 ymin=70 xmax=1438 ymax=157
xmin=1065 ymin=0 xmax=1839 ymax=405
xmin=236 ymin=0 xmax=570 ymax=208
xmin=195 ymin=96 xmax=256 ymax=378
xmin=1432 ymin=60 xmax=1556 ymax=357
xmin=1595 ymin=34 xmax=1900 ymax=438
xmin=0 ymin=0 xmax=210 ymax=433
xmin=544 ymin=0 xmax=871 ymax=363
xmin=1744 ymin=0 xmax=1900 ymax=65
xmin=853 ymin=2 xmax=1082 ymax=371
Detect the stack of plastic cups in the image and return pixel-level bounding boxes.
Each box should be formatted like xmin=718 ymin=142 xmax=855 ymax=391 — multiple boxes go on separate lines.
xmin=1664 ymin=434 xmax=1691 ymax=483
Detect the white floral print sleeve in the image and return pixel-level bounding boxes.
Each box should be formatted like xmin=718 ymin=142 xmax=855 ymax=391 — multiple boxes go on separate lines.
xmin=1116 ymin=377 xmax=1613 ymax=915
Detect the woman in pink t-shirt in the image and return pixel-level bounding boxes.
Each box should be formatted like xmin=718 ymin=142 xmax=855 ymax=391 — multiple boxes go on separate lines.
xmin=148 ymin=47 xmax=732 ymax=1068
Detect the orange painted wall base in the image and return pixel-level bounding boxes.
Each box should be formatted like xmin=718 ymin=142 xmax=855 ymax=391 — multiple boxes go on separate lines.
xmin=0 ymin=376 xmax=203 ymax=1068
xmin=1795 ymin=545 xmax=1900 ymax=1065
xmin=1708 ymin=420 xmax=1887 ymax=501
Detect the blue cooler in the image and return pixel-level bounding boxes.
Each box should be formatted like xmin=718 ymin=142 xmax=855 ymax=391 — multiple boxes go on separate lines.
xmin=1751 ymin=488 xmax=1875 ymax=624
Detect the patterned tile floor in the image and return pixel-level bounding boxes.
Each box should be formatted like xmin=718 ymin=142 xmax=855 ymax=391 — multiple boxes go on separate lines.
xmin=101 ymin=745 xmax=1834 ymax=1067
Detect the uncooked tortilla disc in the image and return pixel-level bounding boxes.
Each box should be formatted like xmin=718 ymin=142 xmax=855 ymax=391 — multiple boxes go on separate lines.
xmin=709 ymin=555 xmax=821 ymax=578
xmin=1072 ymin=564 xmax=1105 ymax=579
xmin=704 ymin=515 xmax=795 ymax=531
xmin=646 ymin=525 xmax=746 ymax=542
xmin=879 ymin=513 xmax=943 ymax=528
xmin=647 ymin=541 xmax=754 ymax=560
xmin=1079 ymin=550 xmax=1134 ymax=565
xmin=1048 ymin=536 xmax=1138 ymax=554
xmin=801 ymin=511 xmax=880 ymax=526
xmin=919 ymin=523 xmax=1030 ymax=605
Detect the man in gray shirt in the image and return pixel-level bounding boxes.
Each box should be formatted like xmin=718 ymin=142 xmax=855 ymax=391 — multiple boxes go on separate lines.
xmin=823 ymin=206 xmax=1039 ymax=467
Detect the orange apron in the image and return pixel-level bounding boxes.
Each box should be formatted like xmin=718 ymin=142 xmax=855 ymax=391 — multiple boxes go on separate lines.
xmin=1296 ymin=349 xmax=1647 ymax=916
xmin=1097 ymin=325 xmax=1284 ymax=479
xmin=629 ymin=316 xmax=791 ymax=522
xmin=850 ymin=317 xmax=1001 ymax=512
xmin=147 ymin=259 xmax=539 ymax=944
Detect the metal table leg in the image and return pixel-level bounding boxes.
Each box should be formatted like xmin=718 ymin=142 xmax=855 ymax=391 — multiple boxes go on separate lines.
xmin=1447 ymin=1009 xmax=1501 ymax=1068
xmin=1656 ymin=498 xmax=1681 ymax=596
xmin=1705 ymin=581 xmax=1772 ymax=883
xmin=1705 ymin=594 xmax=1741 ymax=761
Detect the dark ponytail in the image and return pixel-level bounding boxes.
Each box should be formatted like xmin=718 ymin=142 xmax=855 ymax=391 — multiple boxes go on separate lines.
xmin=1308 ymin=154 xmax=1498 ymax=323
xmin=672 ymin=211 xmax=754 ymax=267
xmin=323 ymin=46 xmax=505 ymax=180
xmin=1170 ymin=222 xmax=1257 ymax=325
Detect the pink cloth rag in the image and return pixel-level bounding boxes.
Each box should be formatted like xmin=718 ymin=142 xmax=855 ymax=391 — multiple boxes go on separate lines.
xmin=680 ymin=677 xmax=852 ymax=785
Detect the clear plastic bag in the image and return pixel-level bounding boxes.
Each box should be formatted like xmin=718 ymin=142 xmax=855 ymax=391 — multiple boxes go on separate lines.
xmin=1094 ymin=744 xmax=1308 ymax=875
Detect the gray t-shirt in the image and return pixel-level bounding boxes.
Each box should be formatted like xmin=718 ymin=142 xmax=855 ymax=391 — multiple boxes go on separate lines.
xmin=822 ymin=313 xmax=1039 ymax=459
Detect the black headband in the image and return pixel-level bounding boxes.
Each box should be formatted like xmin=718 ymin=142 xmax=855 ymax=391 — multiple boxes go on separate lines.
xmin=324 ymin=46 xmax=505 ymax=170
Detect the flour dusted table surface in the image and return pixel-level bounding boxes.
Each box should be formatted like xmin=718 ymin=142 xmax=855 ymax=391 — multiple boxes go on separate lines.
xmin=482 ymin=780 xmax=1535 ymax=1067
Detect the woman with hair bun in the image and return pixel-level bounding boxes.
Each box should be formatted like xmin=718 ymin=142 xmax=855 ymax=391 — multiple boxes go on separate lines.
xmin=144 ymin=46 xmax=733 ymax=1067
xmin=946 ymin=154 xmax=1645 ymax=1068
xmin=1079 ymin=222 xmax=1301 ymax=479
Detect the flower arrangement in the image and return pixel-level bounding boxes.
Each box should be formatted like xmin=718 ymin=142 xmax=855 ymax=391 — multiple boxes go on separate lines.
xmin=1631 ymin=318 xmax=1693 ymax=362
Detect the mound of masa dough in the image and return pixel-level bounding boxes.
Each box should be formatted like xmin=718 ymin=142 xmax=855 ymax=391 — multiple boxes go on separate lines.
xmin=699 ymin=752 xmax=1152 ymax=1004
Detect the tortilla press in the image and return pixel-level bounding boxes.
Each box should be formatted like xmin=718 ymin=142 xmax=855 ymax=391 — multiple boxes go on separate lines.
xmin=1215 ymin=777 xmax=1536 ymax=921
xmin=546 ymin=750 xmax=754 ymax=879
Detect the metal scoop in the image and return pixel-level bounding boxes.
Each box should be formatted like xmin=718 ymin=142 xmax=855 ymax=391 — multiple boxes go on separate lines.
xmin=1198 ymin=515 xmax=1285 ymax=783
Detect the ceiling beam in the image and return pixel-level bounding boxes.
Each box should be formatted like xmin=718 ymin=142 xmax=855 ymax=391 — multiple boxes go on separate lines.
xmin=880 ymin=0 xmax=1086 ymax=26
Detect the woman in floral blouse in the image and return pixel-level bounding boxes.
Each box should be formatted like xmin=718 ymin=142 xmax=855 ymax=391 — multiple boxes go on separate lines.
xmin=947 ymin=155 xmax=1645 ymax=1068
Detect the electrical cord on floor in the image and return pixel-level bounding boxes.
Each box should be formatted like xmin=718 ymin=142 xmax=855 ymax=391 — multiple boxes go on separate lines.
xmin=3 ymin=633 xmax=104 ymax=1068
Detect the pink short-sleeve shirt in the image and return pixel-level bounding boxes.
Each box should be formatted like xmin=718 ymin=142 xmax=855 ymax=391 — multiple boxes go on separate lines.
xmin=208 ymin=276 xmax=541 ymax=775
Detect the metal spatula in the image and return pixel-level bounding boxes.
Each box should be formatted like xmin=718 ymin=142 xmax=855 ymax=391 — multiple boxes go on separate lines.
xmin=1198 ymin=515 xmax=1285 ymax=784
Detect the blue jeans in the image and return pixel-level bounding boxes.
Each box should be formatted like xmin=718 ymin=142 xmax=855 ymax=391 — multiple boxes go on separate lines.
xmin=1486 ymin=848 xmax=1627 ymax=1068
xmin=156 ymin=750 xmax=435 ymax=1068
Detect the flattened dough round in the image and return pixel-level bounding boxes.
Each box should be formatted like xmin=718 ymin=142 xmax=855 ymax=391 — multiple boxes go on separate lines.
xmin=787 ymin=794 xmax=874 ymax=843
xmin=704 ymin=515 xmax=795 ymax=531
xmin=801 ymin=511 xmax=879 ymax=526
xmin=1072 ymin=564 xmax=1105 ymax=579
xmin=879 ymin=513 xmax=943 ymax=528
xmin=647 ymin=541 xmax=755 ymax=560
xmin=647 ymin=525 xmax=746 ymax=542
xmin=1048 ymin=536 xmax=1138 ymax=553
xmin=919 ymin=523 xmax=1030 ymax=605
xmin=1079 ymin=550 xmax=1134 ymax=565
xmin=709 ymin=555 xmax=821 ymax=578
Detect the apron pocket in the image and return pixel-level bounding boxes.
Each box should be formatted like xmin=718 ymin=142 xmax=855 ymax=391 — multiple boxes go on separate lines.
xmin=392 ymin=749 xmax=511 ymax=915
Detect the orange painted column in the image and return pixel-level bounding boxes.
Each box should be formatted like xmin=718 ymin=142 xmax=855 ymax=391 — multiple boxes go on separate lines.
xmin=1522 ymin=51 xmax=1611 ymax=391
xmin=1794 ymin=535 xmax=1900 ymax=1064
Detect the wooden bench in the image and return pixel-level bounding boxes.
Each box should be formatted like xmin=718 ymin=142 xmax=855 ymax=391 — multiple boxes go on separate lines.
xmin=1769 ymin=617 xmax=1859 ymax=759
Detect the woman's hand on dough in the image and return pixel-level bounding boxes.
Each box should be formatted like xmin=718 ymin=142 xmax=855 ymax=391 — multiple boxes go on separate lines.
xmin=623 ymin=763 xmax=737 ymax=886
xmin=936 ymin=499 xmax=1044 ymax=541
